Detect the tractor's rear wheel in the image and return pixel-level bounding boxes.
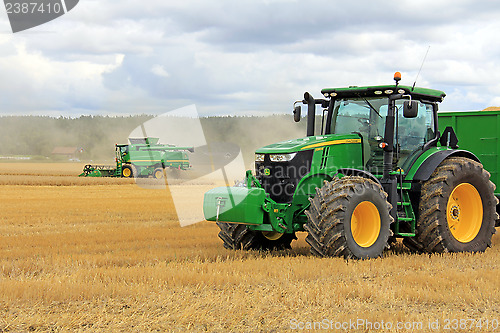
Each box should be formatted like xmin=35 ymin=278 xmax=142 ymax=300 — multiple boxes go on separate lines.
xmin=216 ymin=222 xmax=296 ymax=250
xmin=416 ymin=157 xmax=497 ymax=253
xmin=304 ymin=177 xmax=393 ymax=259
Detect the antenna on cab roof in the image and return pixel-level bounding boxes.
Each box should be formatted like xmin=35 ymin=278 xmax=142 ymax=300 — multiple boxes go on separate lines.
xmin=412 ymin=45 xmax=431 ymax=91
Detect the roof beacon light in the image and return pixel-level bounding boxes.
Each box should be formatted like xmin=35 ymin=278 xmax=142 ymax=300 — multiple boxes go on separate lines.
xmin=394 ymin=71 xmax=401 ymax=83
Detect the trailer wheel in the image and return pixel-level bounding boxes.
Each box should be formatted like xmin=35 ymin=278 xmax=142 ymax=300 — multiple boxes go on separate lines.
xmin=121 ymin=164 xmax=135 ymax=178
xmin=304 ymin=177 xmax=393 ymax=259
xmin=416 ymin=157 xmax=497 ymax=253
xmin=216 ymin=222 xmax=296 ymax=250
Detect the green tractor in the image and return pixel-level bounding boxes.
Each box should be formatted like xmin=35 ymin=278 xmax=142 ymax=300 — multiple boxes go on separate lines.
xmin=80 ymin=137 xmax=193 ymax=179
xmin=203 ymin=73 xmax=499 ymax=259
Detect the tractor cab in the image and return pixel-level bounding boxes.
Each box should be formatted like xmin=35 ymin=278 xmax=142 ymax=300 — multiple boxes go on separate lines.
xmin=296 ymin=73 xmax=446 ymax=177
xmin=325 ymin=90 xmax=439 ymax=173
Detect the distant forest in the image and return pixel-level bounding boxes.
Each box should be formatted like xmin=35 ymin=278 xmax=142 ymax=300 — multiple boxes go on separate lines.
xmin=0 ymin=115 xmax=308 ymax=164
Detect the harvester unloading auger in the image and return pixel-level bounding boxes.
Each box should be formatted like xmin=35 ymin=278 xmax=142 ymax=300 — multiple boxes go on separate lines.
xmin=79 ymin=137 xmax=194 ymax=179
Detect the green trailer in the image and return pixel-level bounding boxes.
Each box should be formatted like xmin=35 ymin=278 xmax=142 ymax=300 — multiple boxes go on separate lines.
xmin=203 ymin=73 xmax=499 ymax=259
xmin=80 ymin=137 xmax=194 ymax=178
xmin=438 ymin=110 xmax=500 ymax=195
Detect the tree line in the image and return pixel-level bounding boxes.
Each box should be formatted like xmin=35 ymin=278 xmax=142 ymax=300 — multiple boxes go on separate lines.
xmin=0 ymin=115 xmax=307 ymax=162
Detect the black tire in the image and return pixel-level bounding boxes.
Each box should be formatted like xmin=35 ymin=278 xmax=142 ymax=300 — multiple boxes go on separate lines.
xmin=304 ymin=176 xmax=393 ymax=259
xmin=121 ymin=164 xmax=135 ymax=178
xmin=416 ymin=157 xmax=498 ymax=253
xmin=153 ymin=167 xmax=164 ymax=179
xmin=216 ymin=222 xmax=296 ymax=250
xmin=402 ymin=237 xmax=425 ymax=253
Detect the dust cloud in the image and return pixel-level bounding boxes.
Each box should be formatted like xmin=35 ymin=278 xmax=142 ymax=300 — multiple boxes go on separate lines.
xmin=126 ymin=106 xmax=309 ymax=226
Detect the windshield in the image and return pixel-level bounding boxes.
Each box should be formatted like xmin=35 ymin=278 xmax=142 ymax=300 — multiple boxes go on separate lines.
xmin=331 ymin=97 xmax=386 ymax=138
xmin=118 ymin=146 xmax=129 ymax=156
xmin=330 ymin=97 xmax=435 ymax=171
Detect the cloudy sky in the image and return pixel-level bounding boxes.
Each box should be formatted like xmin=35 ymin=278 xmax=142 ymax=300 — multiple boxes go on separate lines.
xmin=1 ymin=0 xmax=500 ymax=117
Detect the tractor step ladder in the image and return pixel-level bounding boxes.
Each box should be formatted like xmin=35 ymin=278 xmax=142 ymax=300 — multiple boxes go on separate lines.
xmin=395 ymin=183 xmax=416 ymax=237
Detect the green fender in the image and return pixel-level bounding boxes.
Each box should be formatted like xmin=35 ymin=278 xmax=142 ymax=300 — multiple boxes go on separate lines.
xmin=404 ymin=147 xmax=480 ymax=181
xmin=293 ymin=172 xmax=333 ymax=205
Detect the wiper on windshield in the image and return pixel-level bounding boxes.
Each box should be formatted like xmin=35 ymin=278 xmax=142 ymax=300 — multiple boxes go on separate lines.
xmin=358 ymin=96 xmax=382 ymax=118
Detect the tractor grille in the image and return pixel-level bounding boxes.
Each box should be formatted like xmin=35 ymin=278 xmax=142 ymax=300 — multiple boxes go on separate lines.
xmin=255 ymin=150 xmax=313 ymax=203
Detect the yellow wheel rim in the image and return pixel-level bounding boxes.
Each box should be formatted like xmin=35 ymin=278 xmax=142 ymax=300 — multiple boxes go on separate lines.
xmin=447 ymin=183 xmax=482 ymax=243
xmin=154 ymin=170 xmax=163 ymax=179
xmin=262 ymin=231 xmax=283 ymax=241
xmin=351 ymin=201 xmax=381 ymax=247
xmin=122 ymin=168 xmax=131 ymax=177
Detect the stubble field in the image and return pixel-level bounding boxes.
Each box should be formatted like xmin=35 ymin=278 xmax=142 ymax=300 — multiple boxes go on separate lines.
xmin=0 ymin=163 xmax=499 ymax=332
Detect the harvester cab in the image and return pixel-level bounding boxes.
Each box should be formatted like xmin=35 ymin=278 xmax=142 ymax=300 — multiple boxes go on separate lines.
xmin=204 ymin=73 xmax=498 ymax=259
xmin=116 ymin=144 xmax=129 ymax=159
xmin=115 ymin=144 xmax=129 ymax=166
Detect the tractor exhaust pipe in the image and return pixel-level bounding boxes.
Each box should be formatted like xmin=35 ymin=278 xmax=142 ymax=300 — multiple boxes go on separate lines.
xmin=304 ymin=92 xmax=315 ymax=137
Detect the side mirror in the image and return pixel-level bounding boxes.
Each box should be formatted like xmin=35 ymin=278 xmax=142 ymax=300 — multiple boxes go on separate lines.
xmin=403 ymin=100 xmax=418 ymax=118
xmin=293 ymin=105 xmax=301 ymax=122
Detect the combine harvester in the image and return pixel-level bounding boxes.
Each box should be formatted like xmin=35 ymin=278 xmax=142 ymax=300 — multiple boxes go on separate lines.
xmin=80 ymin=137 xmax=194 ymax=179
xmin=204 ymin=72 xmax=500 ymax=258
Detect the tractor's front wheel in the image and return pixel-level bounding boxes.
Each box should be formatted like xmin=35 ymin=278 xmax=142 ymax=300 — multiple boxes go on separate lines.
xmin=304 ymin=177 xmax=393 ymax=259
xmin=416 ymin=157 xmax=497 ymax=253
xmin=216 ymin=222 xmax=296 ymax=250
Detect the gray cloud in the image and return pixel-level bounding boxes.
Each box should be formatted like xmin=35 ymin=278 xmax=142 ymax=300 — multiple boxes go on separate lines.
xmin=1 ymin=0 xmax=500 ymax=116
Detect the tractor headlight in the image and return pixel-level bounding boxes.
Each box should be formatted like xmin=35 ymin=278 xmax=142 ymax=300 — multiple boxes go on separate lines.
xmin=255 ymin=154 xmax=265 ymax=162
xmin=269 ymin=153 xmax=297 ymax=162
